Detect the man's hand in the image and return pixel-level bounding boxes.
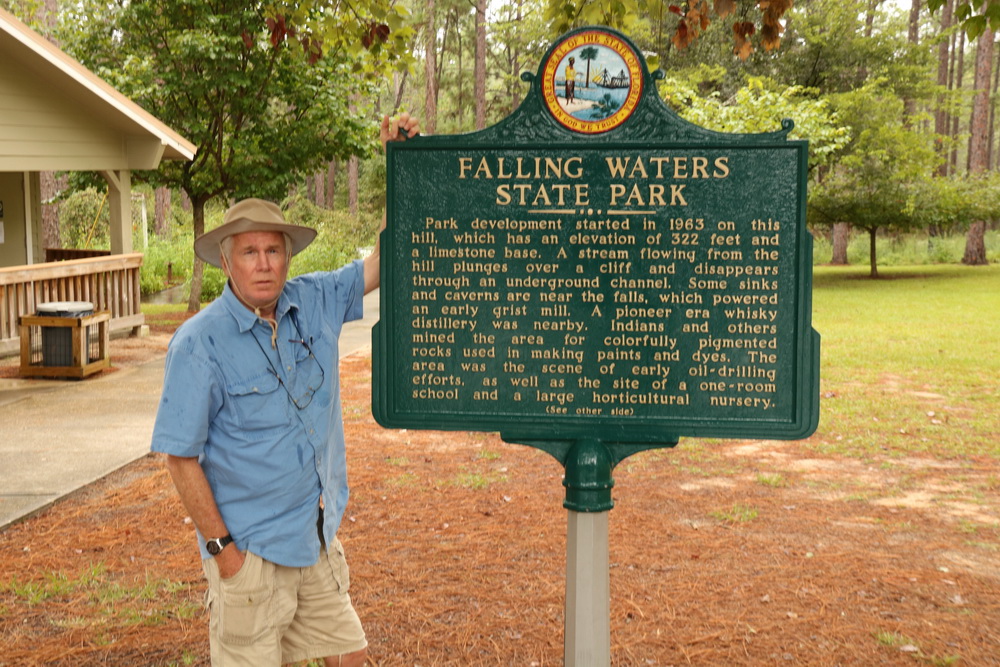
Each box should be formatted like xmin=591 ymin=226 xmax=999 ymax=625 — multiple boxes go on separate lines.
xmin=216 ymin=543 xmax=246 ymax=579
xmin=366 ymin=113 xmax=421 ymax=294
xmin=380 ymin=112 xmax=420 ymax=151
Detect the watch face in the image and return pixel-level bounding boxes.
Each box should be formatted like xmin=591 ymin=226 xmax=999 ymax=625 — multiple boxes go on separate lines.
xmin=207 ymin=539 xmax=222 ymax=555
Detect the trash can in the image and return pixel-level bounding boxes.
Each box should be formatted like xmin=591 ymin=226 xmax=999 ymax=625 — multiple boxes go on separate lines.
xmin=38 ymin=301 xmax=94 ymax=366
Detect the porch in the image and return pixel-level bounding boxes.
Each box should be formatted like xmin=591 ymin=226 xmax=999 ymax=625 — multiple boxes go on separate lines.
xmin=0 ymin=253 xmax=144 ymax=357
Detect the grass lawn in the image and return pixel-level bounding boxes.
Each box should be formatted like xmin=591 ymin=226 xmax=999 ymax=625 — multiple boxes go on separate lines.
xmin=809 ymin=264 xmax=1000 ymax=459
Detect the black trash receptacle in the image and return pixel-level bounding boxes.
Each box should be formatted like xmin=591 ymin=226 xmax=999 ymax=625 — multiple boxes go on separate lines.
xmin=37 ymin=301 xmax=94 ymax=366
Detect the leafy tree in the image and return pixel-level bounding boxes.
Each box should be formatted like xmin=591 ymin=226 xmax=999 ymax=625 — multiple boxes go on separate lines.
xmin=780 ymin=0 xmax=935 ymax=98
xmin=808 ymin=83 xmax=941 ymax=277
xmin=906 ymin=173 xmax=1000 ymax=239
xmin=59 ymin=1 xmax=407 ymax=311
xmin=658 ymin=75 xmax=850 ymax=171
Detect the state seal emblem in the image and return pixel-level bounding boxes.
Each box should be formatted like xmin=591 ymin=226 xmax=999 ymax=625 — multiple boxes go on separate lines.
xmin=541 ymin=30 xmax=643 ymax=134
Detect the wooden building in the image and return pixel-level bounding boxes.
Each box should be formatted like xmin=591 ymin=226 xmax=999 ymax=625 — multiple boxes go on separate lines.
xmin=0 ymin=7 xmax=196 ymax=356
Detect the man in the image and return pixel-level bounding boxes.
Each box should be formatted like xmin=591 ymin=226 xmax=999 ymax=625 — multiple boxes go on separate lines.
xmin=152 ymin=113 xmax=419 ymax=666
xmin=564 ymin=56 xmax=577 ymax=104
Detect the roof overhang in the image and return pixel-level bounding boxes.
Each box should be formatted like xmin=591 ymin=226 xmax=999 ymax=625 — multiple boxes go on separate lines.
xmin=0 ymin=7 xmax=196 ymax=166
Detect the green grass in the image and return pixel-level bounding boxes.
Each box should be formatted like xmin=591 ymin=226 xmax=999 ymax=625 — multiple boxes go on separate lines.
xmin=447 ymin=468 xmax=508 ymax=490
xmin=1 ymin=562 xmax=197 ymax=629
xmin=809 ymin=264 xmax=1000 ymax=459
xmin=709 ymin=503 xmax=759 ymax=523
xmin=873 ymin=629 xmax=961 ymax=665
xmin=755 ymin=473 xmax=787 ymax=488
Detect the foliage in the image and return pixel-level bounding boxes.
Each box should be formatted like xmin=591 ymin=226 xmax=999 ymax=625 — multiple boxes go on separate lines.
xmin=55 ymin=0 xmax=409 ymax=310
xmin=545 ymin=0 xmax=793 ymax=60
xmin=58 ymin=188 xmax=110 ymax=250
xmin=0 ymin=0 xmax=46 ymax=28
xmin=781 ymin=0 xmax=936 ymax=98
xmin=930 ymin=0 xmax=1000 ymax=40
xmin=658 ymin=74 xmax=851 ymax=170
xmin=906 ymin=173 xmax=1000 ymax=236
xmin=139 ymin=232 xmax=191 ymax=296
xmin=138 ymin=199 xmax=376 ymax=302
xmin=60 ymin=1 xmax=379 ymax=202
xmin=265 ymin=0 xmax=416 ymax=76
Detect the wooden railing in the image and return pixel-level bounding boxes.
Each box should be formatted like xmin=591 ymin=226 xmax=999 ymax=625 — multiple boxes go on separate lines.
xmin=0 ymin=253 xmax=145 ymax=357
xmin=45 ymin=248 xmax=112 ymax=263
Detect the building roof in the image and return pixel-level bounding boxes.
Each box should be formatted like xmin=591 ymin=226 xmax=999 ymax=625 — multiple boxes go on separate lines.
xmin=0 ymin=7 xmax=196 ymax=169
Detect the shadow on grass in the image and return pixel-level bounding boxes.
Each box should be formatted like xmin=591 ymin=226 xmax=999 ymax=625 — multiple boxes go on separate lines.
xmin=813 ymin=264 xmax=996 ymax=288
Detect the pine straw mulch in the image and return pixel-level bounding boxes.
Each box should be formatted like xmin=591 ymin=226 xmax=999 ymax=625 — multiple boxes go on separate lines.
xmin=2 ymin=350 xmax=1000 ymax=666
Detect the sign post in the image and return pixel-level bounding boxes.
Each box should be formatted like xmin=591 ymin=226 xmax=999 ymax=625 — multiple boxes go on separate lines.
xmin=563 ymin=439 xmax=613 ymax=664
xmin=376 ymin=26 xmax=820 ymax=663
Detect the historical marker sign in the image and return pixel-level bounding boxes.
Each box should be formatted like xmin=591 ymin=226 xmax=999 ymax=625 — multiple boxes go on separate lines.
xmin=375 ymin=27 xmax=820 ymax=463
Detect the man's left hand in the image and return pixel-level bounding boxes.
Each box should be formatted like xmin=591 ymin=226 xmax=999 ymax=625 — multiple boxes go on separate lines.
xmin=381 ymin=112 xmax=420 ymax=150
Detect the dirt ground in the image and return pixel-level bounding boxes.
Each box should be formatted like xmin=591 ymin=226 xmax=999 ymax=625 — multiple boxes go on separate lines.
xmin=1 ymin=313 xmax=998 ymax=666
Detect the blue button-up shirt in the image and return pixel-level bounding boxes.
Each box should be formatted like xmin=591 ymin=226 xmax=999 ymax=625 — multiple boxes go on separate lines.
xmin=151 ymin=260 xmax=364 ymax=567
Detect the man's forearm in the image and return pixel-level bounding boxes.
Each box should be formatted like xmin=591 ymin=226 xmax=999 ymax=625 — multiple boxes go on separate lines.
xmin=165 ymin=455 xmax=243 ymax=574
xmin=363 ymin=213 xmax=387 ymax=294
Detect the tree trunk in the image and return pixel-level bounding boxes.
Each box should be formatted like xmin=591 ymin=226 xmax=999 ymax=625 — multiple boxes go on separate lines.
xmin=511 ymin=0 xmax=523 ymax=111
xmin=869 ymin=227 xmax=879 ymax=278
xmin=990 ymin=43 xmax=1000 ymax=169
xmin=950 ymin=29 xmax=965 ymax=174
xmin=904 ymin=0 xmax=921 ymax=119
xmin=935 ymin=0 xmax=953 ymax=176
xmin=456 ymin=18 xmax=464 ymax=127
xmin=474 ymin=0 xmax=487 ymax=130
xmin=962 ymin=220 xmax=988 ymax=264
xmin=832 ymin=222 xmax=850 ymax=264
xmin=327 ymin=161 xmax=337 ymax=210
xmin=424 ymin=0 xmax=438 ymax=135
xmin=437 ymin=10 xmax=452 ymax=113
xmin=964 ymin=28 xmax=994 ymax=265
xmin=187 ymin=196 xmax=208 ymax=313
xmin=313 ymin=171 xmax=325 ymax=208
xmin=154 ymin=187 xmax=171 ymax=237
xmin=39 ymin=171 xmax=62 ymax=252
xmin=392 ymin=70 xmax=409 ymax=115
xmin=348 ymin=156 xmax=359 ymax=217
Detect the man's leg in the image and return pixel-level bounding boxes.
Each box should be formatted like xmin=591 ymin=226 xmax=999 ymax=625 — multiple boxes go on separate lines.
xmin=324 ymin=647 xmax=367 ymax=667
xmin=279 ymin=538 xmax=367 ymax=664
xmin=202 ymin=551 xmax=283 ymax=665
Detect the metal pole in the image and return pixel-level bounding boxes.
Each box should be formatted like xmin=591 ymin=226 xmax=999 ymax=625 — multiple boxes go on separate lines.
xmin=565 ymin=509 xmax=610 ymax=665
xmin=562 ymin=439 xmax=614 ymax=666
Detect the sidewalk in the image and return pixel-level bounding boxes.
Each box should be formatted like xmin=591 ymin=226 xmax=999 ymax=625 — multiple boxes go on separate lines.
xmin=0 ymin=290 xmax=380 ymax=530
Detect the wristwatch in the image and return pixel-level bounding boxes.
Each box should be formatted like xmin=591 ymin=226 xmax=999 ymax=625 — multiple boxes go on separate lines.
xmin=206 ymin=534 xmax=234 ymax=556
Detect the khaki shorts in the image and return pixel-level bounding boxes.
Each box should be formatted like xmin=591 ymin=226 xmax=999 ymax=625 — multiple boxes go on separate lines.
xmin=202 ymin=538 xmax=367 ymax=665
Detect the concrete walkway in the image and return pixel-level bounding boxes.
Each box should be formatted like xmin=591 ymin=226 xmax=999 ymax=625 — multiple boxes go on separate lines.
xmin=0 ymin=290 xmax=380 ymax=530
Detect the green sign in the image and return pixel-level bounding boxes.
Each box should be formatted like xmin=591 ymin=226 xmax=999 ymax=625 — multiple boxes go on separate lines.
xmin=375 ymin=27 xmax=819 ymax=468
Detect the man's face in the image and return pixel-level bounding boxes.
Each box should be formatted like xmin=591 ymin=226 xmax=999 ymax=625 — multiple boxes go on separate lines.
xmin=223 ymin=231 xmax=289 ymax=311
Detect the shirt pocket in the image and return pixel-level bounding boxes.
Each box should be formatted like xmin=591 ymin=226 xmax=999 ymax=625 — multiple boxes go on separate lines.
xmin=225 ymin=371 xmax=287 ymax=433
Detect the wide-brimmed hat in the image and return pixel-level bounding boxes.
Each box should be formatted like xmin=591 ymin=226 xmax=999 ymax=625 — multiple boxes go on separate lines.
xmin=194 ymin=198 xmax=317 ymax=268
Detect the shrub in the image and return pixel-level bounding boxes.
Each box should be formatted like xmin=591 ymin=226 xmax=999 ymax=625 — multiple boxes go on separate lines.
xmin=59 ymin=188 xmax=110 ymax=250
